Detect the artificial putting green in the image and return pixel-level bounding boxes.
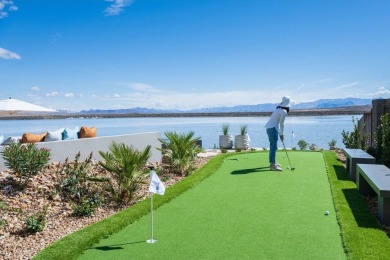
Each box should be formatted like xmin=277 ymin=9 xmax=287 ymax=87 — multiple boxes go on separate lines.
xmin=78 ymin=151 xmax=345 ymax=259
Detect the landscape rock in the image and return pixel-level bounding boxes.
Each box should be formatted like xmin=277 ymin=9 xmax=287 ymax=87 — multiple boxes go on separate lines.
xmin=0 ymin=155 xmax=210 ymax=259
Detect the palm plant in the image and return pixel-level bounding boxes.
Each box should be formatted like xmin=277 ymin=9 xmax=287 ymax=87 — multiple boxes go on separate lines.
xmin=99 ymin=142 xmax=151 ymax=204
xmin=159 ymin=131 xmax=202 ymax=176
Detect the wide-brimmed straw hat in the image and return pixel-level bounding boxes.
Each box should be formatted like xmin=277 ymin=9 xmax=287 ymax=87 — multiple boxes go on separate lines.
xmin=280 ymin=96 xmax=295 ymax=107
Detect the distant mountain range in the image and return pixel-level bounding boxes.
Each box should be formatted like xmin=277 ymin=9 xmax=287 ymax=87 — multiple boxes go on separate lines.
xmin=80 ymin=97 xmax=373 ymax=114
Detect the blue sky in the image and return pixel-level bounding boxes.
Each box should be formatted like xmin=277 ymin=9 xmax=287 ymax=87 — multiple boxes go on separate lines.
xmin=1 ymin=0 xmax=390 ymax=112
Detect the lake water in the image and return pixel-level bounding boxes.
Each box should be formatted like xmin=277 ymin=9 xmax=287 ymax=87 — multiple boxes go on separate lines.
xmin=1 ymin=115 xmax=362 ymax=149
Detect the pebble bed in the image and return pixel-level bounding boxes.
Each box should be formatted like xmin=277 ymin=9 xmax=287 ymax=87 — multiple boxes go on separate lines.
xmin=0 ymin=156 xmax=210 ymax=259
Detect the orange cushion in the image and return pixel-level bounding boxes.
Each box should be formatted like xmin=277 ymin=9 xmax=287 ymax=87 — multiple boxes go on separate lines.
xmin=21 ymin=132 xmax=47 ymax=143
xmin=78 ymin=126 xmax=96 ymax=138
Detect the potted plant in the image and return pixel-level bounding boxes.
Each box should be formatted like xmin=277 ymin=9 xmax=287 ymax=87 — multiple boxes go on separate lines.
xmin=219 ymin=124 xmax=233 ymax=149
xmin=328 ymin=139 xmax=337 ymax=150
xmin=235 ymin=124 xmax=250 ymax=150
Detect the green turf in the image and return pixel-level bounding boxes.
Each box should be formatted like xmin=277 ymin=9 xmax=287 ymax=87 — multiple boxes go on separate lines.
xmin=78 ymin=151 xmax=345 ymax=259
xmin=324 ymin=151 xmax=390 ymax=259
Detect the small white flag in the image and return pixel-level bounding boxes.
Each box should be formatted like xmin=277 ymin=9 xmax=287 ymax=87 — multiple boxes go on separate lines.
xmin=149 ymin=170 xmax=165 ymax=195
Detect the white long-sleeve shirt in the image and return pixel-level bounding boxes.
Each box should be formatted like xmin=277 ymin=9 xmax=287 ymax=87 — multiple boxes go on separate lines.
xmin=264 ymin=108 xmax=287 ymax=135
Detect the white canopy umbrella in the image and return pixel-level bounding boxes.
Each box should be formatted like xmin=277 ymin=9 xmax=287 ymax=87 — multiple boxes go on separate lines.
xmin=0 ymin=97 xmax=56 ymax=115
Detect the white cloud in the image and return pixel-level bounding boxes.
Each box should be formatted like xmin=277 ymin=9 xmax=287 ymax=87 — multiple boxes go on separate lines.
xmin=295 ymin=78 xmax=332 ymax=91
xmin=38 ymin=80 xmax=390 ymax=111
xmin=46 ymin=92 xmax=60 ymax=97
xmin=45 ymin=91 xmax=82 ymax=98
xmin=128 ymin=82 xmax=159 ymax=92
xmin=104 ymin=0 xmax=134 ymax=16
xmin=369 ymin=86 xmax=390 ymax=96
xmin=0 ymin=47 xmax=21 ymax=59
xmin=91 ymin=89 xmax=289 ymax=110
xmin=333 ymin=82 xmax=359 ymax=90
xmin=31 ymin=86 xmax=40 ymax=91
xmin=0 ymin=0 xmax=17 ymax=19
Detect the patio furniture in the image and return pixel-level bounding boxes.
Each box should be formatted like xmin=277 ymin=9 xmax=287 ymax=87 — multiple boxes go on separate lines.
xmin=343 ymin=148 xmax=376 ymax=182
xmin=357 ymin=163 xmax=390 ymax=225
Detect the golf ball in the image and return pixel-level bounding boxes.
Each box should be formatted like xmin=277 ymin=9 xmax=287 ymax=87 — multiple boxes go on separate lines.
xmin=324 ymin=210 xmax=330 ymax=215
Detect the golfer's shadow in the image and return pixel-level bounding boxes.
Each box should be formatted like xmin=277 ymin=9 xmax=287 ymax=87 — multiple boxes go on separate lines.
xmin=230 ymin=167 xmax=269 ymax=175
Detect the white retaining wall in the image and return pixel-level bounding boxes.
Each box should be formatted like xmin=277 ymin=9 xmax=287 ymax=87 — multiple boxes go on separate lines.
xmin=0 ymin=132 xmax=162 ymax=172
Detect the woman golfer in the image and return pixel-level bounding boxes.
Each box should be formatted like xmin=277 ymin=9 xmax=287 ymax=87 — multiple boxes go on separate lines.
xmin=264 ymin=96 xmax=294 ymax=171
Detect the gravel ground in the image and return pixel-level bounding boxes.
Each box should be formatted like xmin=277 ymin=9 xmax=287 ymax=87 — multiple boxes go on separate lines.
xmin=0 ymin=155 xmax=211 ymax=260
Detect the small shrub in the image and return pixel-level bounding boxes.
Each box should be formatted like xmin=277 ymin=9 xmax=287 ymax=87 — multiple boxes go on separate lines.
xmin=220 ymin=148 xmax=228 ymax=153
xmin=56 ymin=152 xmax=108 ymax=203
xmin=292 ymin=147 xmax=297 ymax=151
xmin=328 ymin=139 xmax=337 ymax=149
xmin=0 ymin=200 xmax=7 ymax=210
xmin=297 ymin=140 xmax=308 ymax=150
xmin=71 ymin=195 xmax=102 ymax=217
xmin=0 ymin=218 xmax=5 ymax=229
xmin=0 ymin=200 xmax=8 ymax=228
xmin=25 ymin=207 xmax=47 ymax=233
xmin=1 ymin=143 xmax=50 ymax=189
xmin=309 ymin=143 xmax=318 ymax=151
xmin=375 ymin=113 xmax=390 ymax=167
xmin=341 ymin=116 xmax=368 ymax=149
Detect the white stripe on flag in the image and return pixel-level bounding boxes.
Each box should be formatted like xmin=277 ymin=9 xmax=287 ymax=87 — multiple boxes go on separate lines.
xmin=149 ymin=170 xmax=165 ymax=195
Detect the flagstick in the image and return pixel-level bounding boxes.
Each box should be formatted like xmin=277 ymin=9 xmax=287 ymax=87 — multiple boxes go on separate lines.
xmin=147 ymin=166 xmax=165 ymax=244
xmin=147 ymin=192 xmax=157 ymax=243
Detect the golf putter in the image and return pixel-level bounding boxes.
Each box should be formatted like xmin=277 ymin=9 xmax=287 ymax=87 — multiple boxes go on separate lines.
xmin=282 ymin=140 xmax=295 ymax=170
